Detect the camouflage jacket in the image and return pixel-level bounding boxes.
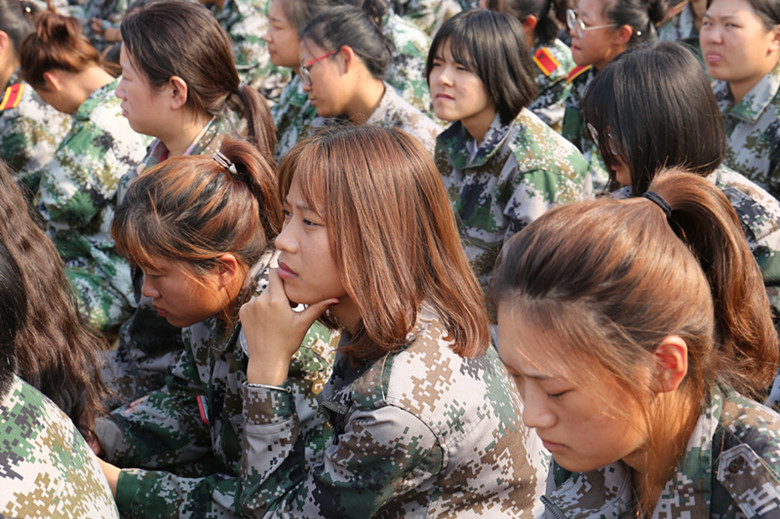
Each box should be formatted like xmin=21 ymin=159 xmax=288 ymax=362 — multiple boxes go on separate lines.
xmin=71 ymin=0 xmax=128 ymax=51
xmin=311 ymin=83 xmax=442 ymax=155
xmin=528 ymin=39 xmax=575 ymax=133
xmin=0 ymin=376 xmax=119 ymax=519
xmin=658 ymin=1 xmax=705 ymax=64
xmin=715 ymin=60 xmax=780 ymax=198
xmin=240 ymin=304 xmax=549 ymax=518
xmin=105 ymin=114 xmax=244 ymax=406
xmin=383 ymin=13 xmax=434 ymax=117
xmin=388 ymin=0 xmax=462 ymax=35
xmin=0 ymin=71 xmax=71 ymax=188
xmin=541 ymin=386 xmax=780 ymax=518
xmin=561 ymin=65 xmax=611 ymax=192
xmin=36 ymin=78 xmax=151 ymax=331
xmin=207 ymin=0 xmax=291 ymax=103
xmin=435 ymin=110 xmax=590 ymax=287
xmin=97 ymin=249 xmax=339 ymax=518
xmin=272 ymin=75 xmax=317 ymax=162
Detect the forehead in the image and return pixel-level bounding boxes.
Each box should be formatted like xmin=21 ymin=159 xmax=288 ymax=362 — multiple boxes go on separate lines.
xmin=706 ymin=0 xmax=757 ymax=18
xmin=299 ymin=38 xmax=327 ymax=62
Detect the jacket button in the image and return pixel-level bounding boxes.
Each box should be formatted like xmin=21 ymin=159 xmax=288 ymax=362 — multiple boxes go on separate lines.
xmin=728 ymin=456 xmax=745 ymax=473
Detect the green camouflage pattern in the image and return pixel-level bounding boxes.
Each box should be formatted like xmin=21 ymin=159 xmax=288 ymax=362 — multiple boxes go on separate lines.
xmin=105 ymin=114 xmax=244 ymax=407
xmin=528 ymin=39 xmax=575 ymax=132
xmin=0 ymin=72 xmax=71 ymax=186
xmin=240 ymin=304 xmax=549 ymax=517
xmin=97 ymin=249 xmax=339 ymax=518
xmin=35 ymin=79 xmax=151 ymax=331
xmin=272 ymin=75 xmax=317 ymax=162
xmin=541 ymin=385 xmax=780 ymax=518
xmin=657 ymin=1 xmax=706 ymax=65
xmin=382 ymin=12 xmax=435 ymax=117
xmin=0 ymin=376 xmax=119 ymax=519
xmin=561 ymin=65 xmax=612 ymax=192
xmin=207 ymin=0 xmax=291 ymax=103
xmin=311 ymin=83 xmax=442 ymax=154
xmin=715 ymin=61 xmax=780 ymax=199
xmin=389 ymin=0 xmax=462 ymax=35
xmin=435 ymin=110 xmax=591 ymax=287
xmin=70 ymin=0 xmax=128 ymax=51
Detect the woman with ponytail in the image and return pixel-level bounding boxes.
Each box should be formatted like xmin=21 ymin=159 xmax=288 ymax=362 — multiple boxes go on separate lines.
xmin=491 ymin=170 xmax=780 ymax=517
xmin=96 ymin=138 xmax=337 ymax=518
xmin=19 ymin=11 xmax=150 ymax=333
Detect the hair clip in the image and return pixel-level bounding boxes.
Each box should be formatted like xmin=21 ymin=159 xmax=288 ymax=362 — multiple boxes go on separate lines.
xmin=213 ymin=151 xmax=237 ymax=175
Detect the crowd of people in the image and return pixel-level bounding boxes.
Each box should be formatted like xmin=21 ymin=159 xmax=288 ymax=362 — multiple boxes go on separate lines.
xmin=0 ymin=0 xmax=779 ymax=517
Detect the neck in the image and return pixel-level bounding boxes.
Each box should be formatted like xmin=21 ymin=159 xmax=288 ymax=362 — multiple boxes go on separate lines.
xmin=344 ymin=78 xmax=385 ymax=125
xmin=729 ymin=56 xmax=779 ymax=105
xmin=0 ymin=56 xmax=19 ymax=90
xmin=462 ymin=106 xmax=497 ymax=146
xmin=329 ymin=297 xmax=362 ymax=336
xmin=160 ymin=110 xmax=213 ymax=158
xmin=71 ymin=66 xmax=114 ymax=108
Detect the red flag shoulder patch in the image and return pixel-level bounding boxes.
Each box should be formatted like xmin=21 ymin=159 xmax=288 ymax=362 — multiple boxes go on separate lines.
xmin=0 ymin=83 xmax=23 ymax=111
xmin=533 ymin=47 xmax=561 ymax=77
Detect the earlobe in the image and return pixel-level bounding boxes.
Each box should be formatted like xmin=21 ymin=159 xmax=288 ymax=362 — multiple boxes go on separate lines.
xmin=42 ymin=71 xmax=63 ymax=92
xmin=340 ymin=46 xmax=353 ymax=75
xmin=168 ymin=76 xmax=189 ymax=110
xmin=652 ymin=335 xmax=688 ymax=394
xmin=522 ymin=15 xmax=538 ymax=31
xmin=215 ymin=253 xmax=240 ymax=287
xmin=0 ymin=31 xmax=9 ymax=56
xmin=615 ymin=25 xmax=634 ymax=46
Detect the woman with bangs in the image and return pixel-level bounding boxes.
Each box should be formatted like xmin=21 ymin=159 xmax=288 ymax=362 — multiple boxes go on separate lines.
xmin=427 ymin=9 xmax=589 ymax=288
xmin=94 ymin=138 xmax=337 ymax=518
xmin=237 ymin=124 xmax=547 ymax=517
xmin=490 ymin=170 xmax=780 ymax=517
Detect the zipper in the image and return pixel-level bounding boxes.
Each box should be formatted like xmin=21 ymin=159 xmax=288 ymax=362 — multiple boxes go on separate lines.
xmin=541 ymin=495 xmax=568 ymax=519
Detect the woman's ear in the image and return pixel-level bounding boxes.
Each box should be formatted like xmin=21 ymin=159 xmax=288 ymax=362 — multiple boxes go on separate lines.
xmin=0 ymin=31 xmax=10 ymax=58
xmin=613 ymin=24 xmax=634 ymax=46
xmin=215 ymin=253 xmax=240 ymax=288
xmin=42 ymin=70 xmax=64 ymax=92
xmin=522 ymin=15 xmax=538 ymax=32
xmin=340 ymin=45 xmax=355 ymax=75
xmin=168 ymin=76 xmax=189 ymax=110
xmin=652 ymin=335 xmax=688 ymax=394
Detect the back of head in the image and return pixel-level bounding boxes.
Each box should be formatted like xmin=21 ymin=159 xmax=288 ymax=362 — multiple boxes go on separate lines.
xmin=583 ymin=42 xmax=724 ymax=194
xmin=301 ymin=5 xmax=392 ymax=80
xmin=0 ymin=236 xmax=26 ymax=398
xmin=0 ymin=0 xmax=35 ymax=55
xmin=426 ymin=9 xmax=538 ymax=124
xmin=483 ymin=0 xmax=560 ymax=44
xmin=113 ymin=138 xmax=281 ymax=287
xmin=280 ymin=125 xmax=489 ymax=363
xmin=281 ymin=0 xmax=343 ymax=29
xmin=19 ymin=11 xmax=101 ymax=88
xmin=605 ymin=0 xmax=667 ymax=45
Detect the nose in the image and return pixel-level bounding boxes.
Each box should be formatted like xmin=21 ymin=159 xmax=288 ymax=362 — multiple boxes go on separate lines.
xmin=301 ymin=78 xmax=312 ymax=93
xmin=521 ymin=387 xmax=557 ymax=430
xmin=115 ymin=78 xmax=126 ymax=101
xmin=263 ymin=28 xmax=272 ymax=43
xmin=274 ymin=220 xmax=298 ymax=254
xmin=141 ymin=275 xmax=160 ymax=299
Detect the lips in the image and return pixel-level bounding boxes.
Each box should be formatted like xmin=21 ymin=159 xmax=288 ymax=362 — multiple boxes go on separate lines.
xmin=153 ymin=305 xmax=169 ymax=317
xmin=277 ymin=260 xmax=298 ymax=280
xmin=540 ymin=438 xmax=566 ymax=453
xmin=705 ymin=51 xmax=722 ymax=64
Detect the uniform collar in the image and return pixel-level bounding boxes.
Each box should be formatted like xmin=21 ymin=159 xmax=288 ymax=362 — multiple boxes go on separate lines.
xmin=438 ymin=112 xmax=510 ymax=169
xmin=719 ymin=61 xmax=780 ymax=124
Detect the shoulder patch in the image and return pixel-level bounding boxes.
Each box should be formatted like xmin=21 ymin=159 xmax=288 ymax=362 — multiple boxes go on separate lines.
xmin=567 ymin=65 xmax=592 ymax=84
xmin=533 ymin=47 xmax=561 ymax=77
xmin=0 ymin=83 xmax=23 ymax=111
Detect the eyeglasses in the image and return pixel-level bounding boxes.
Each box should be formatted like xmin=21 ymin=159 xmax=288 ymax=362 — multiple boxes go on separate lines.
xmin=586 ymin=122 xmax=620 ymax=156
xmin=567 ymin=9 xmax=617 ymax=39
xmin=299 ymin=49 xmax=338 ymax=87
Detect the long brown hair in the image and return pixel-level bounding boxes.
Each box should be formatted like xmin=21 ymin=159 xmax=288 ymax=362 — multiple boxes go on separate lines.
xmin=280 ymin=125 xmax=489 ymax=363
xmin=0 ymin=161 xmax=108 ymax=442
xmin=490 ymin=169 xmax=777 ymax=514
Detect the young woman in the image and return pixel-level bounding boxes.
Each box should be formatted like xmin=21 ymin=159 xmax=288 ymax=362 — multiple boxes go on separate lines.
xmin=427 ymin=9 xmax=590 ymax=288
xmin=0 ymin=237 xmax=119 ymax=519
xmin=106 ymin=0 xmax=277 ymax=402
xmin=480 ymin=0 xmax=576 ymax=131
xmin=561 ymin=0 xmax=664 ymax=190
xmin=298 ymin=5 xmax=442 ymax=154
xmin=19 ymin=11 xmax=150 ymax=333
xmin=0 ymin=0 xmax=71 ymax=184
xmin=96 ymin=139 xmax=338 ymax=518
xmin=701 ymin=0 xmax=780 ymax=197
xmin=491 ymin=171 xmax=780 ymax=517
xmin=238 ymin=125 xmax=547 ymax=517
xmin=583 ymin=42 xmax=780 ymax=348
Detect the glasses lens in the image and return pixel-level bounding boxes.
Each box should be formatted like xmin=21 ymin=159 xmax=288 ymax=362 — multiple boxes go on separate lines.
xmin=300 ymin=66 xmax=310 ymax=86
xmin=586 ymin=122 xmax=599 ymax=145
xmin=566 ymin=9 xmax=576 ymax=30
xmin=607 ymin=132 xmax=619 ymax=156
xmin=567 ymin=10 xmax=584 ymax=38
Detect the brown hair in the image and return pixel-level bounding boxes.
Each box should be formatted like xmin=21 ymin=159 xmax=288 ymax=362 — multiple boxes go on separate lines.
xmin=279 ymin=125 xmax=489 ymax=363
xmin=490 ymin=169 xmax=777 ymax=513
xmin=112 ymin=139 xmax=281 ymax=318
xmin=0 ymin=161 xmax=108 ymax=442
xmin=19 ymin=11 xmax=116 ymax=87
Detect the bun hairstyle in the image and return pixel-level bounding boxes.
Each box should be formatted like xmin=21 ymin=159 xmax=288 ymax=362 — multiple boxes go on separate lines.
xmin=112 ymin=138 xmax=280 ymax=313
xmin=482 ymin=0 xmax=560 ymax=45
xmin=605 ymin=0 xmax=667 ymax=45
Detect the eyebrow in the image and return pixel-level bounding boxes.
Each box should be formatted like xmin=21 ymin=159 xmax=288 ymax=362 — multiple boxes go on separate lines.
xmin=283 ymin=197 xmax=314 ymax=212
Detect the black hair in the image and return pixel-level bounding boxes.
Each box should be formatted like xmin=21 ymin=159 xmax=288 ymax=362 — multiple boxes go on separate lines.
xmin=280 ymin=0 xmax=343 ymax=30
xmin=583 ymin=42 xmax=724 ymax=194
xmin=746 ymin=0 xmax=780 ymax=28
xmin=482 ymin=0 xmax=559 ymax=45
xmin=0 ymin=0 xmax=35 ymax=52
xmin=300 ymin=5 xmax=393 ymax=80
xmin=426 ymin=9 xmax=538 ymax=124
xmin=0 ymin=238 xmax=27 ymax=398
xmin=604 ymin=0 xmax=667 ymax=45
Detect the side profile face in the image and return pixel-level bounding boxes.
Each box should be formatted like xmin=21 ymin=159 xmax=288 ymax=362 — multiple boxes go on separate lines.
xmin=264 ymin=0 xmax=301 ymax=70
xmin=299 ymin=39 xmax=350 ymax=118
xmin=569 ymin=0 xmax=624 ymax=70
xmin=497 ymin=303 xmax=650 ymax=473
xmin=700 ymin=0 xmax=780 ymax=86
xmin=116 ymin=44 xmax=172 ymax=138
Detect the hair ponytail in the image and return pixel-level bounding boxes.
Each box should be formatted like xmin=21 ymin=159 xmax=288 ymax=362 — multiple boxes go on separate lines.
xmin=230 ymin=85 xmax=277 ymax=163
xmin=483 ymin=0 xmax=559 ymax=45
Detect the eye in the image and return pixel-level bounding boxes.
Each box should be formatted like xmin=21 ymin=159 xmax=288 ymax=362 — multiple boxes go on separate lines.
xmin=282 ymin=208 xmax=292 ymax=219
xmin=302 ymin=218 xmax=320 ymax=227
xmin=547 ymin=391 xmax=569 ymax=400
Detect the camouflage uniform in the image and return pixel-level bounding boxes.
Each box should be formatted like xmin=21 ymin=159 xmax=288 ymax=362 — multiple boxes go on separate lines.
xmin=714 ymin=61 xmax=780 ymax=198
xmin=0 ymin=376 xmax=119 ymax=519
xmin=104 ymin=114 xmax=244 ymax=406
xmin=541 ymin=385 xmax=780 ymax=518
xmin=561 ymin=65 xmax=612 ymax=192
xmin=389 ymin=0 xmax=462 ymax=35
xmin=382 ymin=12 xmax=435 ymax=117
xmin=207 ymin=0 xmax=291 ymax=103
xmin=311 ymin=83 xmax=442 ymax=155
xmin=435 ymin=109 xmax=591 ymax=287
xmin=528 ymin=39 xmax=575 ymax=132
xmin=240 ymin=304 xmax=550 ymax=517
xmin=0 ymin=71 xmax=71 ymax=188
xmin=658 ymin=1 xmax=705 ymax=64
xmin=272 ymin=75 xmax=317 ymax=162
xmin=36 ymin=78 xmax=151 ymax=331
xmin=97 ymin=249 xmax=339 ymax=518
xmin=70 ymin=0 xmax=128 ymax=51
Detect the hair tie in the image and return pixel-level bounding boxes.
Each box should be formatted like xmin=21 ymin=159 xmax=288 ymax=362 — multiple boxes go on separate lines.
xmin=213 ymin=151 xmax=237 ymax=175
xmin=642 ymin=191 xmax=671 ymax=218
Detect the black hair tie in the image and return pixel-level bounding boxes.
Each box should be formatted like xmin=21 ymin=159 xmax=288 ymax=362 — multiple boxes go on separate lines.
xmin=642 ymin=191 xmax=671 ymax=218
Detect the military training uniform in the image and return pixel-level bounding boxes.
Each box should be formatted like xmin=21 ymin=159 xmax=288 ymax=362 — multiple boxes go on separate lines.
xmin=35 ymin=79 xmax=150 ymax=331
xmin=272 ymin=75 xmax=317 ymax=162
xmin=658 ymin=0 xmax=706 ymax=64
xmin=528 ymin=39 xmax=575 ymax=132
xmin=435 ymin=109 xmax=590 ymax=287
xmin=540 ymin=385 xmax=780 ymax=518
xmin=389 ymin=0 xmax=462 ymax=35
xmin=715 ymin=61 xmax=780 ymax=199
xmin=97 ymin=250 xmax=339 ymax=518
xmin=240 ymin=304 xmax=549 ymax=518
xmin=382 ymin=12 xmax=435 ymax=117
xmin=0 ymin=376 xmax=119 ymax=519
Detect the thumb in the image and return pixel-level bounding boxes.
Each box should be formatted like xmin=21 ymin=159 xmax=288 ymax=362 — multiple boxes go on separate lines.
xmin=297 ymin=298 xmax=339 ymax=326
